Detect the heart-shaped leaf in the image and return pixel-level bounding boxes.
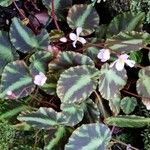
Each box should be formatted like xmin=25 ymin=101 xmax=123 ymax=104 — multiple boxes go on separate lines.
xmin=120 ymin=97 xmax=137 ymax=115
xmin=67 ymin=4 xmax=100 ymax=36
xmin=0 ymin=31 xmax=19 ymax=74
xmin=98 ymin=63 xmax=127 ymax=100
xmin=0 ymin=61 xmax=35 ymax=99
xmin=65 ymin=123 xmax=111 ymax=150
xmin=57 ymin=65 xmax=99 ymax=103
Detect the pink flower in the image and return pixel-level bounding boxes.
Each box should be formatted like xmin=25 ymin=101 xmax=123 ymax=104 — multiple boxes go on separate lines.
xmin=34 ymin=72 xmax=47 ymax=86
xmin=69 ymin=27 xmax=86 ymax=48
xmin=110 ymin=54 xmax=135 ymax=71
xmin=97 ymin=49 xmax=110 ymax=62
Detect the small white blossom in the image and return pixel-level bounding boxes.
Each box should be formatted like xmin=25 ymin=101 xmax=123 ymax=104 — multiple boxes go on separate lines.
xmin=110 ymin=54 xmax=135 ymax=71
xmin=69 ymin=27 xmax=86 ymax=48
xmin=143 ymin=99 xmax=150 ymax=110
xmin=34 ymin=72 xmax=47 ymax=86
xmin=7 ymin=90 xmax=13 ymax=96
xmin=60 ymin=37 xmax=67 ymax=43
xmin=97 ymin=49 xmax=110 ymax=62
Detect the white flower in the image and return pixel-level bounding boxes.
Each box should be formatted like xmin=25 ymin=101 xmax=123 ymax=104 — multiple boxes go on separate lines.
xmin=97 ymin=49 xmax=110 ymax=62
xmin=60 ymin=37 xmax=67 ymax=43
xmin=142 ymin=99 xmax=150 ymax=110
xmin=69 ymin=27 xmax=86 ymax=48
xmin=34 ymin=72 xmax=47 ymax=86
xmin=110 ymin=54 xmax=135 ymax=71
xmin=7 ymin=90 xmax=13 ymax=96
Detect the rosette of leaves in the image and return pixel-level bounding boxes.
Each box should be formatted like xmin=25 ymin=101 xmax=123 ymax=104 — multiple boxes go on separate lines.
xmin=0 ymin=60 xmax=35 ymax=99
xmin=9 ymin=17 xmax=49 ymax=53
xmin=98 ymin=63 xmax=127 ymax=100
xmin=65 ymin=123 xmax=111 ymax=150
xmin=120 ymin=97 xmax=137 ymax=115
xmin=0 ymin=31 xmax=19 ymax=74
xmin=67 ymin=4 xmax=100 ymax=36
xmin=42 ymin=0 xmax=72 ymax=20
xmin=106 ymin=11 xmax=145 ymax=37
xmin=57 ymin=65 xmax=99 ymax=103
xmin=136 ymin=66 xmax=150 ymax=109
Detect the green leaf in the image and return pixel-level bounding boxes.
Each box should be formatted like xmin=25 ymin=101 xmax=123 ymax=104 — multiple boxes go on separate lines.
xmin=67 ymin=4 xmax=100 ymax=36
xmin=109 ymin=95 xmax=121 ymax=116
xmin=0 ymin=60 xmax=35 ymax=99
xmin=98 ymin=63 xmax=127 ymax=100
xmin=61 ymin=103 xmax=84 ymax=126
xmin=49 ymin=29 xmax=64 ymax=42
xmin=65 ymin=123 xmax=111 ymax=150
xmin=82 ymin=99 xmax=100 ymax=123
xmin=120 ymin=97 xmax=137 ymax=115
xmin=107 ymin=11 xmax=145 ymax=37
xmin=130 ymin=50 xmax=143 ymax=63
xmin=17 ymin=107 xmax=67 ymax=129
xmin=105 ymin=115 xmax=150 ymax=128
xmin=136 ymin=66 xmax=150 ymax=109
xmin=10 ymin=17 xmax=49 ymax=53
xmin=49 ymin=51 xmax=95 ymax=73
xmin=0 ymin=31 xmax=19 ymax=74
xmin=0 ymin=0 xmax=13 ymax=7
xmin=57 ymin=65 xmax=99 ymax=103
xmin=44 ymin=126 xmax=72 ymax=150
xmin=106 ymin=31 xmax=149 ymax=52
xmin=42 ymin=0 xmax=72 ymax=20
xmin=29 ymin=50 xmax=53 ymax=75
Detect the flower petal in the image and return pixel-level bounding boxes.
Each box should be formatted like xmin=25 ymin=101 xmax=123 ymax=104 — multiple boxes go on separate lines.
xmin=34 ymin=72 xmax=47 ymax=86
xmin=97 ymin=49 xmax=110 ymax=62
xmin=78 ymin=37 xmax=86 ymax=45
xmin=60 ymin=37 xmax=67 ymax=43
xmin=115 ymin=61 xmax=125 ymax=71
xmin=72 ymin=40 xmax=77 ymax=48
xmin=76 ymin=27 xmax=83 ymax=36
xmin=69 ymin=33 xmax=77 ymax=41
xmin=119 ymin=54 xmax=129 ymax=60
xmin=110 ymin=60 xmax=117 ymax=68
xmin=125 ymin=59 xmax=135 ymax=68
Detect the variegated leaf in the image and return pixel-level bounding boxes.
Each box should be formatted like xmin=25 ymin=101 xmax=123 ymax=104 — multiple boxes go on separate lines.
xmin=67 ymin=4 xmax=100 ymax=36
xmin=29 ymin=50 xmax=53 ymax=75
xmin=49 ymin=29 xmax=64 ymax=42
xmin=61 ymin=103 xmax=84 ymax=126
xmin=107 ymin=11 xmax=145 ymax=37
xmin=10 ymin=17 xmax=49 ymax=53
xmin=0 ymin=31 xmax=19 ymax=74
xmin=98 ymin=63 xmax=127 ymax=100
xmin=57 ymin=65 xmax=99 ymax=103
xmin=17 ymin=107 xmax=67 ymax=129
xmin=0 ymin=0 xmax=14 ymax=7
xmin=120 ymin=97 xmax=137 ymax=115
xmin=65 ymin=123 xmax=111 ymax=150
xmin=49 ymin=51 xmax=95 ymax=73
xmin=105 ymin=115 xmax=150 ymax=128
xmin=106 ymin=31 xmax=150 ymax=52
xmin=136 ymin=66 xmax=150 ymax=109
xmin=0 ymin=60 xmax=35 ymax=99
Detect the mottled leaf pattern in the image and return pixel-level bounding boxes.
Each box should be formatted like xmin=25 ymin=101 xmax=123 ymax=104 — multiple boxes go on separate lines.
xmin=57 ymin=65 xmax=99 ymax=103
xmin=10 ymin=17 xmax=49 ymax=53
xmin=136 ymin=66 xmax=150 ymax=108
xmin=65 ymin=123 xmax=111 ymax=150
xmin=120 ymin=97 xmax=137 ymax=115
xmin=61 ymin=103 xmax=84 ymax=126
xmin=0 ymin=31 xmax=19 ymax=74
xmin=0 ymin=60 xmax=35 ymax=99
xmin=98 ymin=63 xmax=127 ymax=100
xmin=106 ymin=31 xmax=148 ymax=52
xmin=67 ymin=4 xmax=99 ymax=36
xmin=105 ymin=115 xmax=150 ymax=128
xmin=0 ymin=0 xmax=13 ymax=7
xmin=18 ymin=107 xmax=67 ymax=129
xmin=29 ymin=50 xmax=53 ymax=75
xmin=49 ymin=51 xmax=95 ymax=73
xmin=49 ymin=29 xmax=64 ymax=42
xmin=107 ymin=11 xmax=145 ymax=37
